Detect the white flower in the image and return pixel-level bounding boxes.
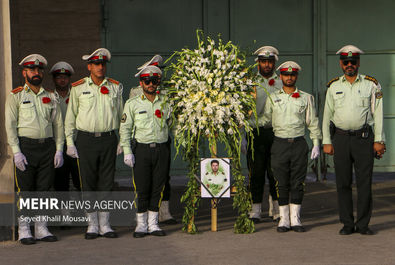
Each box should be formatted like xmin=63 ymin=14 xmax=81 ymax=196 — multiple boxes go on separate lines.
xmin=227 ymin=128 xmax=234 ymax=135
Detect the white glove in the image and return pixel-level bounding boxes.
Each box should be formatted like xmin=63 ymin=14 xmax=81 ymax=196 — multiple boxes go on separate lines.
xmin=124 ymin=153 xmax=135 ymax=168
xmin=54 ymin=151 xmax=64 ymax=168
xmin=66 ymin=145 xmax=79 ymax=159
xmin=311 ymin=146 xmax=320 ymax=160
xmin=14 ymin=152 xmax=28 ymax=171
xmin=241 ymin=137 xmax=248 ymax=155
xmin=116 ymin=144 xmax=123 ymax=155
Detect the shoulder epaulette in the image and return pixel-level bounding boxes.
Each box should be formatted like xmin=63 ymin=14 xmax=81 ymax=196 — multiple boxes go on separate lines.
xmin=327 ymin=77 xmax=340 ymax=88
xmin=364 ymin=75 xmax=378 ymax=85
xmin=72 ymin=79 xmax=85 ymax=87
xmin=107 ymin=78 xmax=120 ymax=85
xmin=11 ymin=86 xmax=24 ymax=94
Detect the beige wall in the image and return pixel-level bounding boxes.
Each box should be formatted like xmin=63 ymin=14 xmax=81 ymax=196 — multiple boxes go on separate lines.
xmin=10 ymin=0 xmax=101 ymax=89
xmin=0 ymin=0 xmax=14 ymax=194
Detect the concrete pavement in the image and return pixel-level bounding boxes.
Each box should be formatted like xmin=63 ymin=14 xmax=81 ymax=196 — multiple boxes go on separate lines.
xmin=1 ymin=178 xmax=395 ymax=265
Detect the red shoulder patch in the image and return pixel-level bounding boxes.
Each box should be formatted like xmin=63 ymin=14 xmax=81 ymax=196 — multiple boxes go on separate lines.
xmin=107 ymin=78 xmax=120 ymax=85
xmin=11 ymin=86 xmax=24 ymax=94
xmin=72 ymin=79 xmax=85 ymax=87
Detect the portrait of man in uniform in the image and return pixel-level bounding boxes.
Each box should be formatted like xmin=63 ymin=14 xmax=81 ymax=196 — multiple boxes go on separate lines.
xmin=201 ymin=159 xmax=230 ymax=198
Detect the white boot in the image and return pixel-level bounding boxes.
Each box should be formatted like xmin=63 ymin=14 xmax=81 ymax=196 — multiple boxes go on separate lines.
xmin=85 ymin=211 xmax=99 ymax=239
xmin=134 ymin=212 xmax=148 ymax=238
xmin=60 ymin=208 xmax=72 ymax=226
xmin=159 ymin=201 xmax=176 ymax=224
xmin=148 ymin=211 xmax=166 ymax=236
xmin=268 ymin=195 xmax=273 ymax=217
xmin=272 ymin=200 xmax=280 ymax=221
xmin=98 ymin=212 xmax=117 ymax=238
xmin=248 ymin=203 xmax=262 ymax=221
xmin=18 ymin=217 xmax=35 ymax=245
xmin=277 ymin=205 xmax=290 ymax=232
xmin=290 ymin=203 xmax=305 ymax=232
xmin=35 ymin=216 xmax=57 ymax=242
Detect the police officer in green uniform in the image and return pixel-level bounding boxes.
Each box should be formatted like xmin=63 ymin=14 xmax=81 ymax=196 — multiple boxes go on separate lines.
xmin=247 ymin=46 xmax=282 ymax=222
xmin=129 ymin=55 xmax=176 ymax=224
xmin=120 ymin=65 xmax=170 ymax=238
xmin=259 ymin=61 xmax=321 ymax=233
xmin=5 ymin=54 xmax=64 ymax=244
xmin=65 ymin=48 xmax=123 ymax=239
xmin=322 ymin=45 xmax=385 ymax=235
xmin=49 ymin=61 xmax=80 ymax=192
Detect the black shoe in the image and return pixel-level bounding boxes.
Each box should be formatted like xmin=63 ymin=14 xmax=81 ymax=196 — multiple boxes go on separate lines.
xmin=291 ymin=226 xmax=306 ymax=232
xmin=20 ymin=237 xmax=36 ymax=245
xmin=38 ymin=235 xmax=58 ymax=242
xmin=339 ymin=226 xmax=354 ymax=235
xmin=133 ymin=231 xmax=147 ymax=238
xmin=102 ymin=231 xmax=118 ymax=238
xmin=356 ymin=227 xmax=374 ymax=235
xmin=277 ymin=226 xmax=290 ymax=233
xmin=272 ymin=217 xmax=280 ymax=222
xmin=159 ymin=218 xmax=177 ymax=225
xmin=249 ymin=218 xmax=261 ymax=224
xmin=85 ymin=232 xmax=99 ymax=240
xmin=150 ymin=230 xmax=166 ymax=236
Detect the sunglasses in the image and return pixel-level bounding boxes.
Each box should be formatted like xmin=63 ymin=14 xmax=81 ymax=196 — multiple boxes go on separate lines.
xmin=281 ymin=72 xmax=297 ymax=76
xmin=342 ymin=60 xmax=357 ymax=66
xmin=141 ymin=77 xmax=160 ymax=85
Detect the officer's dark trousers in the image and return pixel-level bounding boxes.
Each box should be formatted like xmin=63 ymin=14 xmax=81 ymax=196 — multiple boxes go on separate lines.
xmin=54 ymin=144 xmax=80 ymax=191
xmin=271 ymin=136 xmax=308 ymax=206
xmin=75 ymin=131 xmax=117 ymax=192
xmin=247 ymin=127 xmax=278 ymax=203
xmin=134 ymin=142 xmax=170 ymax=213
xmin=15 ymin=137 xmax=56 ymax=217
xmin=332 ymin=132 xmax=374 ymax=230
xmin=162 ymin=140 xmax=172 ymax=201
xmin=15 ymin=137 xmax=56 ymax=192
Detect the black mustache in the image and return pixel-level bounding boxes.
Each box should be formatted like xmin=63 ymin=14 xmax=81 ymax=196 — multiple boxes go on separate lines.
xmin=32 ymin=75 xmax=41 ymax=79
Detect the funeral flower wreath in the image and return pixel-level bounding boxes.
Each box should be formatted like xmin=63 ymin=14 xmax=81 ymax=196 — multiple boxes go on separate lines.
xmin=164 ymin=30 xmax=267 ymax=233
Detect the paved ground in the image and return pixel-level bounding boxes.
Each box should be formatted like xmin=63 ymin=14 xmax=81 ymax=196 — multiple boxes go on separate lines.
xmin=1 ymin=176 xmax=395 ymax=265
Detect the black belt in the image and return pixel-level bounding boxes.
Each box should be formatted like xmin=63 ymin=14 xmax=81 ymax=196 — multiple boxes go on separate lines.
xmin=19 ymin=137 xmax=53 ymax=144
xmin=137 ymin=142 xmax=167 ymax=148
xmin=274 ymin=136 xmax=304 ymax=143
xmin=335 ymin=128 xmax=364 ymax=136
xmin=77 ymin=130 xmax=115 ymax=137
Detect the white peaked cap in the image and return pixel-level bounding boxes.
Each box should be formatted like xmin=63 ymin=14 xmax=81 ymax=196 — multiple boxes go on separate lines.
xmin=253 ymin=46 xmax=279 ymax=61
xmin=135 ymin=65 xmax=162 ymax=78
xmin=137 ymin=55 xmax=163 ymax=70
xmin=19 ymin=54 xmax=48 ymax=68
xmin=276 ymin=61 xmax=302 ymax=73
xmin=49 ymin=61 xmax=75 ymax=75
xmin=82 ymin=48 xmax=111 ymax=62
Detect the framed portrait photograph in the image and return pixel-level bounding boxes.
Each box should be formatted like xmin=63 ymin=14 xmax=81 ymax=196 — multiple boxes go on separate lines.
xmin=200 ymin=158 xmax=231 ymax=198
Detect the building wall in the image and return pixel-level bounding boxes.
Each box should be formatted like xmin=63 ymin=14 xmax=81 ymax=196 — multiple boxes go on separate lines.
xmin=10 ymin=0 xmax=101 ymax=89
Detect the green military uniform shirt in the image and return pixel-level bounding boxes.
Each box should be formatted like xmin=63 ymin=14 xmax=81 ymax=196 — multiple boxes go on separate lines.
xmin=250 ymin=73 xmax=282 ymax=128
xmin=119 ymin=93 xmax=170 ymax=155
xmin=48 ymin=90 xmax=69 ymax=123
xmin=5 ymin=84 xmax=65 ymax=154
xmin=129 ymin=86 xmax=143 ymax=99
xmin=203 ymin=171 xmax=228 ymax=196
xmin=259 ymin=88 xmax=322 ymax=146
xmin=322 ymin=74 xmax=385 ymax=144
xmin=64 ymin=76 xmax=124 ymax=146
xmin=56 ymin=90 xmax=70 ymax=123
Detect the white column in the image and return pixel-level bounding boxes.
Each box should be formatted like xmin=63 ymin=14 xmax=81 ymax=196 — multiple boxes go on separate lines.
xmin=0 ymin=0 xmax=15 ymax=241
